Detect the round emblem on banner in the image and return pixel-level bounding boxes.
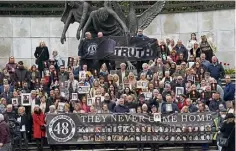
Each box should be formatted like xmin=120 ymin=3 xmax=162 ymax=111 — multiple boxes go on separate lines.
xmin=48 ymin=115 xmax=76 ymax=142
xmin=87 ymin=43 xmax=97 ymax=55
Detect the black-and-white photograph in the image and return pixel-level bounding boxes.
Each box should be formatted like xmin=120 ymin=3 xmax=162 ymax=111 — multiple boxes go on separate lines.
xmin=94 ymin=96 xmax=102 ymax=108
xmin=71 ymin=93 xmax=78 ymax=100
xmin=153 ymin=113 xmax=162 ymax=122
xmin=175 ymin=87 xmax=184 ymax=97
xmin=21 ymin=93 xmax=31 ymax=106
xmin=58 ymin=102 xmax=65 ymax=112
xmin=136 ymin=81 xmax=143 ymax=89
xmin=143 ymin=92 xmax=152 ymax=100
xmin=12 ymin=98 xmax=18 ymax=106
xmin=78 ymin=86 xmax=90 ymax=94
xmin=87 ymin=98 xmax=93 ymax=106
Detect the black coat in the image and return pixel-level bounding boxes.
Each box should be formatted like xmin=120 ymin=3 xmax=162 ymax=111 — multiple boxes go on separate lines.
xmin=15 ymin=68 xmax=30 ymax=83
xmin=17 ymin=113 xmax=30 ymax=132
xmin=220 ymin=120 xmax=235 ymax=151
xmin=34 ymin=46 xmax=49 ymax=71
xmin=190 ymin=48 xmax=201 ymax=58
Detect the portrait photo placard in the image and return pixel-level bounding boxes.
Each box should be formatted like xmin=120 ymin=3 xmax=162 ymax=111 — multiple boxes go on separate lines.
xmin=58 ymin=102 xmax=65 ymax=112
xmin=78 ymin=86 xmax=90 ymax=94
xmin=12 ymin=98 xmax=19 ymax=106
xmin=21 ymin=93 xmax=31 ymax=106
xmin=136 ymin=81 xmax=143 ymax=89
xmin=79 ymin=71 xmax=86 ymax=80
xmin=153 ymin=113 xmax=162 ymax=122
xmin=143 ymin=92 xmax=152 ymax=100
xmin=72 ymin=93 xmax=78 ymax=100
xmin=87 ymin=98 xmax=93 ymax=106
xmin=175 ymin=87 xmax=184 ymax=97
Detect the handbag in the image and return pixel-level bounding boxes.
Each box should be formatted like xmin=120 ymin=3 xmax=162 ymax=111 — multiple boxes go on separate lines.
xmin=219 ymin=127 xmax=235 ymax=147
xmin=35 ymin=48 xmax=45 ymax=65
xmin=40 ymin=125 xmax=46 ymax=131
xmin=37 ymin=116 xmax=46 ymax=131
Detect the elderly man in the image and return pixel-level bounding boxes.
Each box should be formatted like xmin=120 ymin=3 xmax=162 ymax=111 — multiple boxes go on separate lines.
xmin=113 ymin=98 xmax=129 ymax=113
xmin=138 ymin=63 xmax=153 ymax=81
xmin=117 ymin=63 xmax=129 ymax=84
xmin=4 ymin=104 xmax=16 ymax=122
xmin=161 ymin=95 xmax=179 ymax=114
xmin=148 ymin=89 xmax=160 ymax=111
xmin=175 ymin=40 xmax=188 ymax=61
xmin=208 ymin=56 xmax=225 ymax=84
xmin=0 ymin=114 xmax=11 ymax=151
xmin=200 ymin=53 xmax=211 ymax=70
xmin=224 ymin=75 xmax=235 ymax=102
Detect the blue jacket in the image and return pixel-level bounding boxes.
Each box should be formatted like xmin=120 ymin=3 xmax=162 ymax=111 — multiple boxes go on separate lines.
xmin=209 ymin=99 xmax=225 ymax=112
xmin=113 ymin=104 xmax=129 ymax=113
xmin=161 ymin=103 xmax=179 ymax=114
xmin=72 ymin=67 xmax=80 ymax=80
xmin=224 ymin=82 xmax=235 ymax=101
xmin=174 ymin=45 xmax=188 ymax=61
xmin=208 ymin=63 xmax=225 ymax=80
xmin=188 ymin=104 xmax=198 ymax=113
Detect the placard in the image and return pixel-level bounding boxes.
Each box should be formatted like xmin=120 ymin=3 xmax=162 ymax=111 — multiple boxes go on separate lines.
xmin=21 ymin=93 xmax=31 ymax=106
xmin=12 ymin=98 xmax=19 ymax=106
xmin=78 ymin=86 xmax=90 ymax=94
xmin=175 ymin=87 xmax=184 ymax=97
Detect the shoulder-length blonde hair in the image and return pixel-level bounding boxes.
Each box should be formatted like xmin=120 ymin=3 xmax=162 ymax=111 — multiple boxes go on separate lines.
xmin=39 ymin=41 xmax=46 ymax=47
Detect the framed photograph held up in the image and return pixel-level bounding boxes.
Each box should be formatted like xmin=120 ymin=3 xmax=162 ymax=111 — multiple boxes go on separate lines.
xmin=21 ymin=93 xmax=31 ymax=106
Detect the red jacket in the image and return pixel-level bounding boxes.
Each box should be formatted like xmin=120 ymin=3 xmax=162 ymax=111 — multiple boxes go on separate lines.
xmin=170 ymin=55 xmax=178 ymax=63
xmin=32 ymin=113 xmax=46 ymax=138
xmin=177 ymin=99 xmax=187 ymax=110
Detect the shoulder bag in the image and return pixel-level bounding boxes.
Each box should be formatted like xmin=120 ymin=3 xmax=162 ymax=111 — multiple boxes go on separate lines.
xmin=35 ymin=48 xmax=45 ymax=65
xmin=37 ymin=115 xmax=46 ymax=131
xmin=219 ymin=127 xmax=235 ymax=147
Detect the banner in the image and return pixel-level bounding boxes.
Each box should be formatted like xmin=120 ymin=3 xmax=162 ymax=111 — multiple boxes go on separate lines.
xmin=78 ymin=36 xmax=158 ymax=61
xmin=46 ymin=112 xmax=216 ymax=145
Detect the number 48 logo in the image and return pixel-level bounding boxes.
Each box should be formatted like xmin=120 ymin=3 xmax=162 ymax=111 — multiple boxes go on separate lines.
xmin=48 ymin=115 xmax=76 ymax=142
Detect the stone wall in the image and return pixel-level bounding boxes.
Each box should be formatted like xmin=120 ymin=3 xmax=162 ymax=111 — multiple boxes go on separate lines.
xmin=0 ymin=9 xmax=235 ymax=69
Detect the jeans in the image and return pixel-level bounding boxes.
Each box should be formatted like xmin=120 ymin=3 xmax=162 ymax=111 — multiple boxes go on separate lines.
xmin=19 ymin=131 xmax=28 ymax=150
xmin=217 ymin=141 xmax=222 ymax=151
xmin=0 ymin=143 xmax=11 ymax=151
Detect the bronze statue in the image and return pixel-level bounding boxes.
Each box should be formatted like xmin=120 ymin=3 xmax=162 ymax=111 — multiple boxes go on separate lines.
xmin=61 ymin=1 xmax=165 ymax=41
xmin=110 ymin=1 xmax=165 ymax=35
xmin=81 ymin=1 xmax=129 ymax=39
xmin=60 ymin=1 xmax=96 ymax=44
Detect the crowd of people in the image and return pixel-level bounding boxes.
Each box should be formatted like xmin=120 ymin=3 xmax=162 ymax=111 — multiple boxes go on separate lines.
xmin=0 ymin=30 xmax=235 ymax=151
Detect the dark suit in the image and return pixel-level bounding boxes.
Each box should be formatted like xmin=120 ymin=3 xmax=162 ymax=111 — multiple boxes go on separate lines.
xmin=117 ymin=70 xmax=129 ymax=84
xmin=34 ymin=46 xmax=49 ymax=76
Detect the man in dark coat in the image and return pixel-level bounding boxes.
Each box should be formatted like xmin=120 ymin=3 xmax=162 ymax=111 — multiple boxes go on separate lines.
xmin=14 ymin=61 xmax=31 ymax=87
xmin=224 ymin=75 xmax=235 ymax=102
xmin=207 ymin=56 xmax=225 ymax=83
xmin=113 ymin=98 xmax=129 ymax=113
xmin=0 ymin=114 xmax=11 ymax=151
xmin=175 ymin=40 xmax=188 ymax=61
xmin=34 ymin=41 xmax=49 ymax=77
